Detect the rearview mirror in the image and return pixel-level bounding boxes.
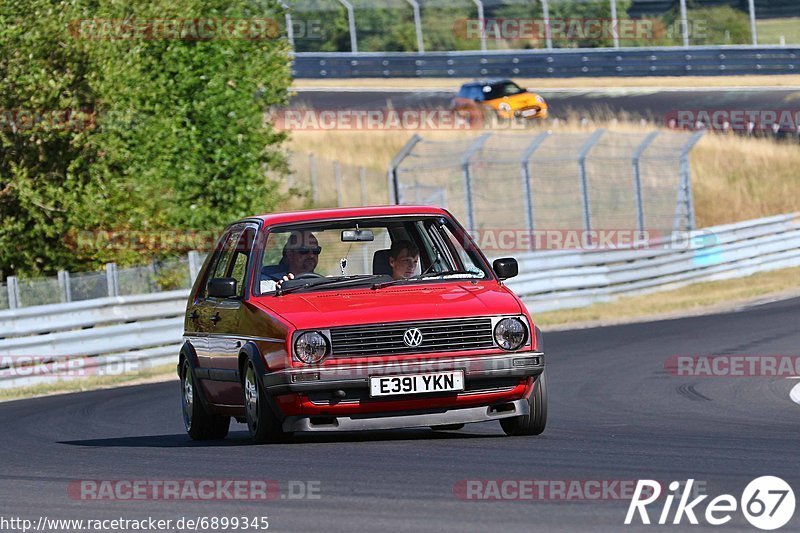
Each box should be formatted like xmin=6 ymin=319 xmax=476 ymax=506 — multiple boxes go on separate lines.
xmin=492 ymin=258 xmax=518 ymax=280
xmin=208 ymin=277 xmax=237 ymax=298
xmin=341 ymin=229 xmax=374 ymax=242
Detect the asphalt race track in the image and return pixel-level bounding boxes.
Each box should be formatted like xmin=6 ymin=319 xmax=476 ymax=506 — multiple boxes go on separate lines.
xmin=292 ymin=87 xmax=800 ymax=123
xmin=1 ymin=296 xmax=798 ymax=532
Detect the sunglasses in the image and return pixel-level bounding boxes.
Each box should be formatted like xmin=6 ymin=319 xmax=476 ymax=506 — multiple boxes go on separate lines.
xmin=295 ymin=246 xmax=322 ymax=255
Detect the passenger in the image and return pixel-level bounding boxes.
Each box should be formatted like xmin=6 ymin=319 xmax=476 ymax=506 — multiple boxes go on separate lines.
xmin=261 ymin=230 xmax=321 ymax=281
xmin=388 ymin=240 xmax=420 ymax=280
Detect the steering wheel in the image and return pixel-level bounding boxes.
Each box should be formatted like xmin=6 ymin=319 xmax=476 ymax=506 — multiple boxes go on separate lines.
xmin=292 ymin=272 xmax=324 ymax=280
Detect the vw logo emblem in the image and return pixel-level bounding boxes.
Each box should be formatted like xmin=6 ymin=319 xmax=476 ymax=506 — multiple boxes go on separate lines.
xmin=403 ymin=328 xmax=423 ymax=347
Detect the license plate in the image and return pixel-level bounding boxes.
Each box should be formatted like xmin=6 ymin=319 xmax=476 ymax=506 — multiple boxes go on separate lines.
xmin=369 ymin=370 xmax=464 ymax=397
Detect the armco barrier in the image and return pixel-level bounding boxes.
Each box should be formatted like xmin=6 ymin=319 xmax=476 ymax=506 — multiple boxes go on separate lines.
xmin=292 ymin=46 xmax=800 ymax=78
xmin=0 ymin=213 xmax=798 ymax=389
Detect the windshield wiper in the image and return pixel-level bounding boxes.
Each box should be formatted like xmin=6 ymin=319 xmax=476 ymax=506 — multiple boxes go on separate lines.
xmin=277 ymin=275 xmax=384 ymax=296
xmin=371 ymin=270 xmax=480 ymax=290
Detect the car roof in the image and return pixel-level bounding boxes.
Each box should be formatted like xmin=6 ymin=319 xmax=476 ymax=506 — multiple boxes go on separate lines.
xmin=461 ymin=78 xmax=513 ymax=88
xmin=243 ymin=205 xmax=451 ymax=227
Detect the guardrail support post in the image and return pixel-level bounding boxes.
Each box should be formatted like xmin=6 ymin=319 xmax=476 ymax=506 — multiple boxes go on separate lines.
xmin=679 ymin=0 xmax=689 ymax=48
xmin=388 ymin=134 xmax=422 ymax=205
xmin=541 ymin=0 xmax=552 ymax=49
xmin=631 ymin=132 xmax=659 ymax=233
xmin=309 ymin=153 xmax=318 ymax=205
xmin=336 ymin=0 xmax=358 ymax=53
xmin=334 ymin=160 xmax=343 ymax=207
xmin=57 ymin=270 xmax=72 ymax=303
xmin=106 ymin=263 xmax=119 ymax=298
xmin=461 ymin=133 xmax=492 ymax=231
xmin=610 ymin=0 xmax=620 ymax=49
xmin=578 ymin=129 xmax=605 ymax=242
xmin=471 ymin=0 xmax=487 ymax=51
xmin=359 ymin=167 xmax=368 ymax=205
xmin=188 ymin=251 xmax=201 ymax=284
xmin=7 ymin=276 xmax=20 ymax=309
xmin=406 ymin=0 xmax=424 ymax=53
xmin=520 ymin=131 xmax=552 ymax=248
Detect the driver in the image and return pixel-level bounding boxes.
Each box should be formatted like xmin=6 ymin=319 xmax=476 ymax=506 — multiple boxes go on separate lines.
xmin=388 ymin=240 xmax=420 ymax=280
xmin=261 ymin=230 xmax=321 ymax=281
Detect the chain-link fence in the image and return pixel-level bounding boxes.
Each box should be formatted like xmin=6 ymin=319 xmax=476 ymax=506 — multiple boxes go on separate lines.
xmin=282 ymin=0 xmax=800 ymax=52
xmin=0 ymin=254 xmax=207 ymax=311
xmin=389 ymin=129 xmax=704 ymax=239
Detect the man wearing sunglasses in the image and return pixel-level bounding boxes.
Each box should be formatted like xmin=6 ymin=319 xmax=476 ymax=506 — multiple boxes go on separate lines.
xmin=261 ymin=230 xmax=322 ymax=282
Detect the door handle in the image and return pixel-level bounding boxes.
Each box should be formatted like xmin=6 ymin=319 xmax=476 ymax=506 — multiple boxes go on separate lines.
xmin=187 ymin=309 xmax=198 ymax=320
xmin=210 ymin=312 xmax=222 ymax=325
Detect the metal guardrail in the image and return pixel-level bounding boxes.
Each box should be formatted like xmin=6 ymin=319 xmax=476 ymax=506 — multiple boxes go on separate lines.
xmin=0 ymin=213 xmax=798 ymax=389
xmin=292 ymin=46 xmax=800 ymax=78
xmin=508 ymin=212 xmax=800 ymax=311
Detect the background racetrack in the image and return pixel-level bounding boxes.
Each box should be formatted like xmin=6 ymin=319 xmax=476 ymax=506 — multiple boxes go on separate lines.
xmin=292 ymin=87 xmax=800 ymax=123
xmin=1 ymin=297 xmax=798 ymax=531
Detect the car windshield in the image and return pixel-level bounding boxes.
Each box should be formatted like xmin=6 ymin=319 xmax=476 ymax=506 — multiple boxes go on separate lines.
xmin=255 ymin=216 xmax=490 ymax=295
xmin=482 ymin=81 xmax=525 ymax=100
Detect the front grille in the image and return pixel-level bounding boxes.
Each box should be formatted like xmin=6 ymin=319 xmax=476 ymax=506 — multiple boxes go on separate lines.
xmin=329 ymin=317 xmax=495 ymax=357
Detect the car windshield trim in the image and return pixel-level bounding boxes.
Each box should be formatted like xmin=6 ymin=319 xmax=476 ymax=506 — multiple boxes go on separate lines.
xmin=276 ymin=274 xmax=387 ymax=296
xmin=371 ymin=269 xmax=482 ymax=290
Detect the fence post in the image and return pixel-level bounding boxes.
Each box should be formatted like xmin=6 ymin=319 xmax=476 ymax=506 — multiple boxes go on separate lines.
xmin=336 ymin=0 xmax=358 ymax=53
xmin=309 ymin=153 xmax=318 ymax=205
xmin=188 ymin=251 xmax=201 ymax=284
xmin=388 ymin=134 xmax=422 ymax=205
xmin=631 ymin=131 xmax=659 ymax=233
xmin=679 ymin=0 xmax=689 ymax=48
xmin=280 ymin=2 xmax=295 ymax=49
xmin=57 ymin=270 xmax=72 ymax=303
xmin=541 ymin=0 xmax=553 ymax=49
xmin=106 ymin=263 xmax=119 ymax=297
xmin=747 ymin=0 xmax=758 ymax=46
xmin=471 ymin=0 xmax=486 ymax=51
xmin=609 ymin=0 xmax=619 ymax=49
xmin=406 ymin=0 xmax=424 ymax=53
xmin=461 ymin=133 xmax=492 ymax=231
xmin=359 ymin=167 xmax=368 ymax=205
xmin=334 ymin=161 xmax=343 ymax=207
xmin=676 ymin=131 xmax=705 ymax=232
xmin=520 ymin=131 xmax=552 ymax=247
xmin=577 ymin=129 xmax=605 ymax=241
xmin=7 ymin=276 xmax=20 ymax=309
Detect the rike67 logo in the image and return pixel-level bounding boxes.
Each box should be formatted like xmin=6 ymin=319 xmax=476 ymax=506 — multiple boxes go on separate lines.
xmin=625 ymin=477 xmax=795 ymax=530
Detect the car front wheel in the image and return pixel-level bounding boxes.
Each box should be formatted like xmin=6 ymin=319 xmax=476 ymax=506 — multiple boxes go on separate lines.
xmin=500 ymin=371 xmax=547 ymax=436
xmin=243 ymin=360 xmax=288 ymax=444
xmin=181 ymin=359 xmax=230 ymax=440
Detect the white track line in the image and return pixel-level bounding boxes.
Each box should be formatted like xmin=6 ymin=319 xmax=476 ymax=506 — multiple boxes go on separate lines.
xmin=293 ymin=86 xmax=800 ymax=94
xmin=790 ymin=382 xmax=800 ymax=406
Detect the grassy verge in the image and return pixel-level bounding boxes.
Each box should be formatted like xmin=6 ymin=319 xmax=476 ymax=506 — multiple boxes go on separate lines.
xmin=0 ymin=363 xmax=177 ymax=403
xmin=756 ymin=18 xmax=800 ymax=45
xmin=293 ymin=75 xmax=800 ymax=90
xmin=287 ymin=123 xmax=800 ymax=227
xmin=533 ymin=266 xmax=800 ymax=329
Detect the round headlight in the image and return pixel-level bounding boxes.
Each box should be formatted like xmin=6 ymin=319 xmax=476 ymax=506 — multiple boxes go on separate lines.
xmin=493 ymin=318 xmax=527 ymax=351
xmin=535 ymin=95 xmax=545 ymax=104
xmin=294 ymin=331 xmax=329 ymax=364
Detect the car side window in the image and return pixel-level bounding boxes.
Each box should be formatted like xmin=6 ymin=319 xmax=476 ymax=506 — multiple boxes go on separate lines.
xmin=228 ymin=229 xmax=255 ymax=297
xmin=204 ymin=229 xmax=242 ymax=298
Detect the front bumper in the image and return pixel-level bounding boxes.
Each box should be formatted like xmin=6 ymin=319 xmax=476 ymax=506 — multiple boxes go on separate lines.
xmin=262 ymin=352 xmax=545 ymax=395
xmin=282 ymin=398 xmax=529 ymax=432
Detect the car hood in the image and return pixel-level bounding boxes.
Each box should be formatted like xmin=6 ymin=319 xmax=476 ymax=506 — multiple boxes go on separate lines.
xmin=493 ymin=92 xmax=545 ymax=108
xmin=251 ymin=281 xmax=524 ymax=330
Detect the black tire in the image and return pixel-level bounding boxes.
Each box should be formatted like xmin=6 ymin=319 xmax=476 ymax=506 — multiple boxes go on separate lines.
xmin=500 ymin=371 xmax=547 ymax=436
xmin=180 ymin=359 xmax=230 ymax=440
xmin=431 ymin=424 xmax=465 ymax=431
xmin=242 ymin=360 xmax=288 ymax=444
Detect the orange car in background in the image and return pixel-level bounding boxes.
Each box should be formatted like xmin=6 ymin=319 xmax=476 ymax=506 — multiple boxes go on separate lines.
xmin=451 ymin=79 xmax=549 ymax=124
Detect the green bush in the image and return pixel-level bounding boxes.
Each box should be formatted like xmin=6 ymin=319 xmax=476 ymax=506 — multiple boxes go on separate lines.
xmin=0 ymin=0 xmax=292 ymax=279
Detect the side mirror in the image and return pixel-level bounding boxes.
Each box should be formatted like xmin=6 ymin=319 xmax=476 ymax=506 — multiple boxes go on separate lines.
xmin=208 ymin=277 xmax=237 ymax=298
xmin=492 ymin=258 xmax=518 ymax=280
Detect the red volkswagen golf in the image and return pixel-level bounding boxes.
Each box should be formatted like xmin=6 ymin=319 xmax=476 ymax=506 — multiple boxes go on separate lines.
xmin=179 ymin=205 xmax=546 ymax=443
